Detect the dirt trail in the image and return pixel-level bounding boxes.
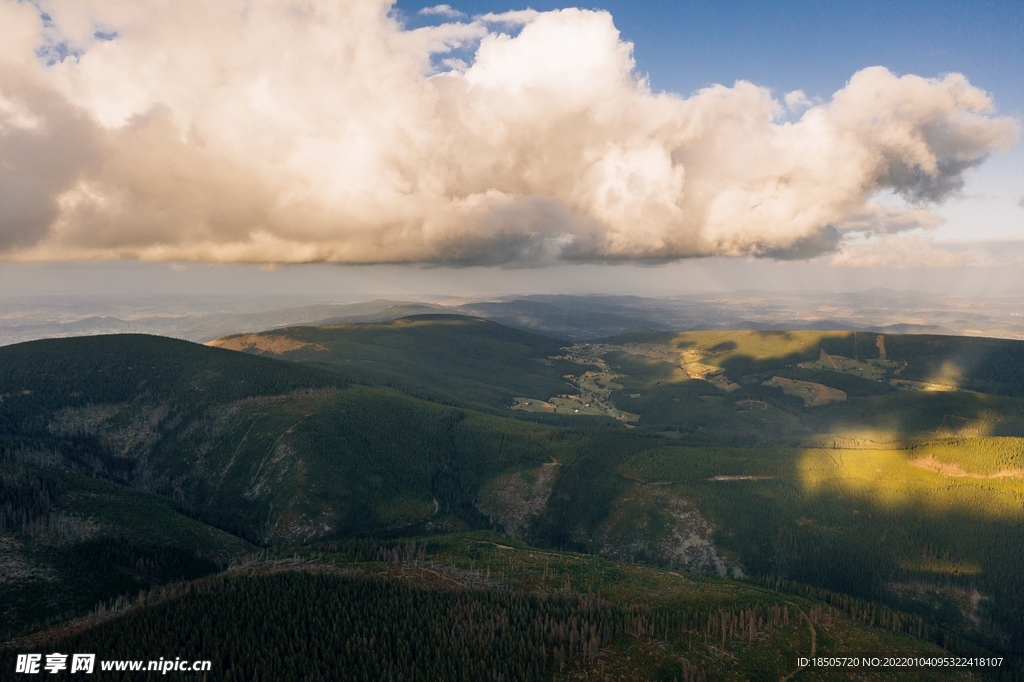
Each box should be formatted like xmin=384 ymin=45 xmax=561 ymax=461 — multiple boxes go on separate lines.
xmin=779 ymin=605 xmax=817 ymax=682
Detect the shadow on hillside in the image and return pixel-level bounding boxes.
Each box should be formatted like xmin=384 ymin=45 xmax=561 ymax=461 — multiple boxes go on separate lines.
xmin=529 ymin=429 xmax=1024 ymax=660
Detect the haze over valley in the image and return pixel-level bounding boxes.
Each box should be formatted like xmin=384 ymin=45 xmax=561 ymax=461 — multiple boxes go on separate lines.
xmin=3 ymin=288 xmax=1024 ymax=349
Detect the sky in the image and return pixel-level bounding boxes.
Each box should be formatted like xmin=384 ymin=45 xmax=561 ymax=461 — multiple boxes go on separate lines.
xmin=0 ymin=0 xmax=1021 ymax=298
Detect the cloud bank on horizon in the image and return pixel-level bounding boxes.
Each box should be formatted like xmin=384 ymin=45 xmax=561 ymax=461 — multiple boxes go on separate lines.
xmin=0 ymin=0 xmax=1018 ymax=265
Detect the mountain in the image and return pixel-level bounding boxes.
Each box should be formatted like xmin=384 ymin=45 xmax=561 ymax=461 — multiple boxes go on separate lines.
xmin=0 ymin=298 xmax=444 ymax=347
xmin=455 ymin=299 xmax=669 ymax=340
xmin=3 ymin=322 xmax=1024 ymax=674
xmin=2 ymin=532 xmax=975 ymax=681
xmin=206 ymin=314 xmax=595 ymax=416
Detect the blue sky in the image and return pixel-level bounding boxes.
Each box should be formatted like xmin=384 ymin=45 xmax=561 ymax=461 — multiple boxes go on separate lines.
xmin=397 ymin=0 xmax=1023 ymax=110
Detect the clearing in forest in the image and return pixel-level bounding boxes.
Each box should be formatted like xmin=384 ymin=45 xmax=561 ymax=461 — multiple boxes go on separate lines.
xmin=764 ymin=376 xmax=847 ymax=406
xmin=680 ymin=361 xmax=740 ymax=392
xmin=798 ymin=348 xmax=896 ymax=380
xmin=577 ymin=371 xmax=623 ymax=395
xmin=207 ymin=333 xmax=329 ymax=354
xmin=511 ymin=396 xmax=639 ymax=423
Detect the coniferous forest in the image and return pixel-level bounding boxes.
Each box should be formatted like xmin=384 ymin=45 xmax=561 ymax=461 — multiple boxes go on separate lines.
xmin=4 ymin=322 xmax=1024 ymax=679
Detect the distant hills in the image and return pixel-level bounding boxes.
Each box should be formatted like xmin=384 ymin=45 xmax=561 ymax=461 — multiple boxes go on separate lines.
xmin=2 ymin=289 xmax=1022 ymax=347
xmin=0 ymin=298 xmax=445 ymax=347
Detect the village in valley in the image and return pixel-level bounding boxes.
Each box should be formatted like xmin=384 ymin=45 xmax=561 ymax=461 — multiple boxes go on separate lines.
xmin=511 ymin=343 xmax=640 ymax=424
xmin=512 ymin=333 xmax=936 ymax=421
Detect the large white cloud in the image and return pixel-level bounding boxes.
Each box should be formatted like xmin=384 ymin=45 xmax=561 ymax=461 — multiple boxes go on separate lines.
xmin=0 ymin=0 xmax=1018 ymax=264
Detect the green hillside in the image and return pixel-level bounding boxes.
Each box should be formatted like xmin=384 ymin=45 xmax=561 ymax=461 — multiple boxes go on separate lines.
xmin=5 ymin=326 xmax=1024 ymax=674
xmin=567 ymin=330 xmax=1024 ymax=442
xmin=1 ymin=534 xmax=977 ymax=682
xmin=207 ymin=322 xmax=1024 ymax=441
xmin=0 ymin=333 xmax=338 ymax=415
xmin=0 ymin=333 xmax=576 ymax=544
xmin=206 ymin=315 xmax=599 ymax=416
xmin=0 ymin=333 xmax=583 ymax=636
xmin=0 ymin=459 xmax=254 ymax=638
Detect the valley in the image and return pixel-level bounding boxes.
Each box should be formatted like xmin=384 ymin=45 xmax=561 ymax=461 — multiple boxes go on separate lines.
xmin=3 ymin=318 xmax=1024 ymax=679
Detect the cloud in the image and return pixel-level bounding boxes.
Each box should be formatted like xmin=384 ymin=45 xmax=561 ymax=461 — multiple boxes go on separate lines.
xmin=0 ymin=0 xmax=1018 ymax=265
xmin=1019 ymin=194 xmax=1024 ymax=209
xmin=475 ymin=10 xmax=541 ymax=26
xmin=783 ymin=89 xmax=812 ymax=112
xmin=831 ymin=234 xmax=994 ymax=268
xmin=839 ymin=204 xmax=945 ymax=235
xmin=419 ymin=4 xmax=466 ymax=19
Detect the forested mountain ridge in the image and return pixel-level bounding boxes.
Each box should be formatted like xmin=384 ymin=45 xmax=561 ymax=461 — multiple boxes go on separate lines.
xmin=1 ymin=533 xmax=980 ymax=681
xmin=4 ymin=323 xmax=1024 ymax=677
xmin=207 ymin=314 xmax=596 ymax=416
xmin=211 ymin=319 xmax=1024 ymax=439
